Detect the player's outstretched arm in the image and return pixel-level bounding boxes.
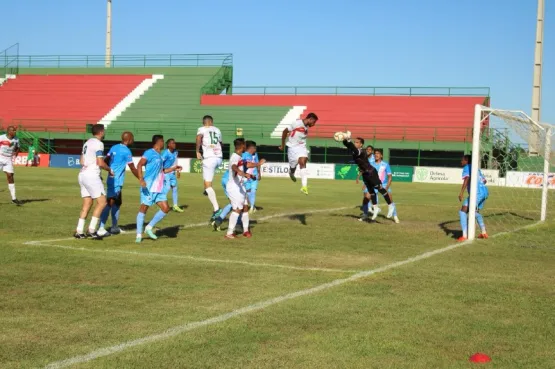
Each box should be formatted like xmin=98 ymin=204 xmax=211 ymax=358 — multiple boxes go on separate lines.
xmin=232 ymin=164 xmax=252 ymax=179
xmin=163 ymin=165 xmax=182 ymax=174
xmin=279 ymin=129 xmax=289 ymax=151
xmin=245 ymin=159 xmax=266 ymax=168
xmin=342 ymin=139 xmax=357 ymax=155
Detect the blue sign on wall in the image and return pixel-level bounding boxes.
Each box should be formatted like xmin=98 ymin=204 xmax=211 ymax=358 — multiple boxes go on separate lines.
xmin=49 ymin=154 xmax=82 ymax=169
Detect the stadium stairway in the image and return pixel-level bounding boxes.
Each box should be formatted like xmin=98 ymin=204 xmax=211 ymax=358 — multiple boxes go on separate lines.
xmin=0 ymin=74 xmax=154 ymax=131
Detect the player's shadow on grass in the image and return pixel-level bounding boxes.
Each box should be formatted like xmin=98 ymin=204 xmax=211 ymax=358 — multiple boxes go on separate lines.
xmin=19 ymin=198 xmax=51 ymax=204
xmin=287 ymin=213 xmax=310 ymax=225
xmin=156 ymin=225 xmax=181 ymax=238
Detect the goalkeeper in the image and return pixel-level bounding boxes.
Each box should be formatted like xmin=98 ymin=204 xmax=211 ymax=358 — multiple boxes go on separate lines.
xmin=341 ymin=132 xmax=393 ymax=221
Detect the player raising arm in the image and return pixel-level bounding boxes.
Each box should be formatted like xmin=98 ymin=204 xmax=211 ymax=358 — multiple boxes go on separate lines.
xmin=458 ymin=154 xmax=489 ymax=241
xmin=279 ymin=112 xmax=318 ymax=195
xmin=97 ymin=131 xmax=139 ymax=237
xmin=340 ymin=132 xmax=394 ymax=221
xmin=75 ymin=124 xmax=114 ymax=239
xmin=196 ymin=115 xmax=224 ymax=222
xmin=0 ymin=126 xmax=21 ymax=205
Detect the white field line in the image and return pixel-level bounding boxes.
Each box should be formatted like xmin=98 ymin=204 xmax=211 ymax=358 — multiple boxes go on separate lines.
xmin=42 ymin=221 xmax=542 ymax=369
xmin=23 ymin=207 xmax=353 ymax=274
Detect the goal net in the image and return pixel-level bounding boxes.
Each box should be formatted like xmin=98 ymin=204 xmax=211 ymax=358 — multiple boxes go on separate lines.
xmin=468 ymin=105 xmax=554 ymax=243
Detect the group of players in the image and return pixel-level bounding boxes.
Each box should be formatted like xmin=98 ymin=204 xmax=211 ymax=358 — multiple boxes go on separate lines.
xmin=0 ymin=112 xmax=487 ymax=242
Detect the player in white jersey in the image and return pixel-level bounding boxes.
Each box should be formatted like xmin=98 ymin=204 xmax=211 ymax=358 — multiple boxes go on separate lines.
xmin=196 ymin=115 xmax=224 ymax=221
xmin=0 ymin=126 xmax=21 ymax=205
xmin=279 ymin=112 xmax=318 ymax=195
xmin=74 ymin=124 xmax=114 ymax=239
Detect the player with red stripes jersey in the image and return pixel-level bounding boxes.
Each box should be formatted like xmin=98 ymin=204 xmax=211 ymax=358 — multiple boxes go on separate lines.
xmin=0 ymin=126 xmax=20 ymax=205
xmin=279 ymin=112 xmax=318 ymax=195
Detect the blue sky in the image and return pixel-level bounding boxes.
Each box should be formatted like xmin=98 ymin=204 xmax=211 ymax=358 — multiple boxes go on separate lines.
xmin=2 ymin=0 xmax=553 ymax=122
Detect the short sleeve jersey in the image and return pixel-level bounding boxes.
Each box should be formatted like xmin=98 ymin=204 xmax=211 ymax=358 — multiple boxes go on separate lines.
xmin=161 ymin=149 xmax=178 ymax=170
xmin=142 ymin=149 xmax=165 ymax=193
xmin=462 ymin=164 xmax=488 ymax=197
xmin=227 ymin=153 xmax=245 ymax=190
xmin=372 ymin=160 xmax=392 ymax=186
xmin=197 ymin=126 xmax=223 ymax=158
xmin=241 ymin=152 xmax=259 ymax=178
xmin=0 ymin=134 xmax=19 ymax=157
xmin=80 ymin=137 xmax=104 ymax=176
xmin=286 ymin=119 xmax=308 ymax=147
xmin=107 ymin=143 xmax=133 ymax=187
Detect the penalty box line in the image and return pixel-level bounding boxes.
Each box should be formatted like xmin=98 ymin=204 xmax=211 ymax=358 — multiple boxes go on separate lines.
xmin=24 ymin=207 xmax=355 ymax=274
xmin=42 ymin=221 xmax=543 ymax=369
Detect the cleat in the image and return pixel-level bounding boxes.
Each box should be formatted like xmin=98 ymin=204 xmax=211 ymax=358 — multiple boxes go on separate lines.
xmin=394 ymin=216 xmax=400 ymax=224
xmin=109 ymin=226 xmax=121 ymax=235
xmin=225 ymin=234 xmax=237 ymax=239
xmin=203 ymin=190 xmax=208 ymax=196
xmin=478 ymin=233 xmax=489 ymax=239
xmin=12 ymin=199 xmax=22 ymax=206
xmin=243 ymin=231 xmax=252 ymax=238
xmin=358 ymin=214 xmax=369 ymax=222
xmin=73 ymin=232 xmax=86 ymax=239
xmin=145 ymin=227 xmax=158 ymax=240
xmin=135 ymin=236 xmax=142 ymax=244
xmin=371 ymin=206 xmax=381 ymax=221
xmin=300 ymin=186 xmax=309 ymax=195
xmin=249 ymin=207 xmax=256 ymax=215
xmin=86 ymin=231 xmax=102 ymax=240
xmin=210 ymin=209 xmax=222 ymax=222
xmin=97 ymin=228 xmax=111 ymax=238
xmin=213 ymin=218 xmax=223 ymax=231
xmin=457 ymin=236 xmax=468 ymax=242
xmin=289 ymin=171 xmax=297 ymax=182
xmin=172 ymin=205 xmax=184 ymax=213
xmin=387 ymin=205 xmax=395 ymax=219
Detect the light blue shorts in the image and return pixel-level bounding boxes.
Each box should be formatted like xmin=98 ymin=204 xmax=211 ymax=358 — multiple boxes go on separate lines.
xmin=245 ymin=180 xmax=258 ymax=192
xmin=140 ymin=188 xmax=167 ymax=207
xmin=165 ymin=173 xmax=177 ymax=188
xmin=463 ymin=194 xmax=487 ymax=210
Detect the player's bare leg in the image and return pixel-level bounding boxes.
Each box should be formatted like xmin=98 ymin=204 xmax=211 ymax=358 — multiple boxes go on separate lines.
xmin=204 ymin=180 xmax=221 ymax=221
xmin=6 ymin=172 xmax=20 ymax=205
xmin=85 ymin=195 xmax=107 ymax=238
xmin=144 ymin=201 xmax=170 ymax=240
xmin=298 ymin=157 xmax=309 ymax=194
xmin=75 ymin=197 xmax=93 ymax=239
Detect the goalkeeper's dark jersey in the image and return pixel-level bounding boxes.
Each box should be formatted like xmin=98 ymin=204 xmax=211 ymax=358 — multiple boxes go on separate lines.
xmin=342 ymin=140 xmax=375 ymax=174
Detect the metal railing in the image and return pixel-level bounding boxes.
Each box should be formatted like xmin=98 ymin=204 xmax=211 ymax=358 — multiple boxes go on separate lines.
xmin=229 ymin=86 xmax=490 ymax=97
xmin=1 ymin=43 xmax=19 ymax=76
xmin=15 ymin=53 xmax=233 ymax=68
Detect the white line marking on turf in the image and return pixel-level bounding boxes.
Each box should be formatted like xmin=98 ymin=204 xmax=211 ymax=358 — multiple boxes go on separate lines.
xmin=42 ymin=221 xmax=542 ymax=369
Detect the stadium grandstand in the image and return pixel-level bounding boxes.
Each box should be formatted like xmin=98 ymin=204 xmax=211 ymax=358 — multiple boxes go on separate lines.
xmin=0 ymin=44 xmax=490 ymax=166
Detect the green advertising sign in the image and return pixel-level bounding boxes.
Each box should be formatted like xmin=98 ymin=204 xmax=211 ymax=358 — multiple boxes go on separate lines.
xmin=190 ymin=159 xmax=229 ymax=175
xmin=335 ymin=164 xmax=413 ymax=182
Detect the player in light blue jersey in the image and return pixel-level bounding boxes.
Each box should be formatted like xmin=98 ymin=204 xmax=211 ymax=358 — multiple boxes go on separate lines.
xmin=357 ymin=145 xmax=376 ymax=216
xmin=98 ymin=132 xmax=139 ymax=236
xmin=162 ymin=138 xmax=183 ymax=213
xmin=370 ymin=149 xmax=399 ymax=223
xmin=135 ymin=135 xmax=181 ymax=243
xmin=458 ymin=154 xmax=489 ymax=241
xmin=242 ymin=140 xmax=261 ymax=214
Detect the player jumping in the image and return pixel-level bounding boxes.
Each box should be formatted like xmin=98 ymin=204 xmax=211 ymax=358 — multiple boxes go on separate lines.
xmin=279 ymin=112 xmax=318 ymax=195
xmin=243 ymin=140 xmax=261 ymax=213
xmin=75 ymin=124 xmax=113 ymax=239
xmin=458 ymin=154 xmax=489 ymax=241
xmin=341 ymin=132 xmax=394 ymax=221
xmin=225 ymin=138 xmax=265 ymax=239
xmin=97 ymin=132 xmax=139 ymax=237
xmin=356 ymin=145 xmax=376 ymax=216
xmin=196 ymin=115 xmax=224 ymax=222
xmin=0 ymin=126 xmax=21 ymax=205
xmin=162 ymin=138 xmax=183 ymax=213
xmin=135 ymin=135 xmax=181 ymax=243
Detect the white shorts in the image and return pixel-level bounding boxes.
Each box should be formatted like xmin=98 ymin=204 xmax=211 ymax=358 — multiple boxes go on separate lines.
xmin=202 ymin=157 xmax=223 ymax=182
xmin=226 ymin=185 xmax=247 ymax=210
xmin=0 ymin=156 xmax=14 ymax=174
xmin=287 ymin=146 xmax=308 ymax=169
xmin=78 ymin=172 xmax=106 ymax=199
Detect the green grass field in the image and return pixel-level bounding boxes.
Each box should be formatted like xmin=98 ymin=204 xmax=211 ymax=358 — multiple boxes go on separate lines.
xmin=1 ymin=167 xmax=554 ymax=368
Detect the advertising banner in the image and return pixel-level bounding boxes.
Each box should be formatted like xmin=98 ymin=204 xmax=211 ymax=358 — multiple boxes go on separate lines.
xmin=13 ymin=153 xmax=50 ymax=167
xmin=390 ymin=165 xmax=414 ymax=182
xmin=49 ymin=154 xmax=82 ymax=169
xmin=190 ymin=159 xmax=229 ymax=175
xmin=334 ymin=164 xmax=359 ymax=180
xmin=261 ymin=162 xmax=335 ymax=179
xmin=505 ymin=171 xmax=555 ymax=189
xmin=413 ymin=166 xmax=461 ymax=184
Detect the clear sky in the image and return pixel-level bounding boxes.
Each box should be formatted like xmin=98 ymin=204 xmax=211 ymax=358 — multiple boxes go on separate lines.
xmin=1 ymin=0 xmax=553 ymax=123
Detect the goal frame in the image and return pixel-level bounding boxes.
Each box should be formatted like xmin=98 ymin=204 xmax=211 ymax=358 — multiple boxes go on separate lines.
xmin=469 ymin=105 xmax=553 ymax=240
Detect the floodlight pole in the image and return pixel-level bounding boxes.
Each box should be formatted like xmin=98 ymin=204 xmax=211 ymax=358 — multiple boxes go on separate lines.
xmin=105 ymin=0 xmax=112 ymax=68
xmin=530 ymin=0 xmax=544 ymax=155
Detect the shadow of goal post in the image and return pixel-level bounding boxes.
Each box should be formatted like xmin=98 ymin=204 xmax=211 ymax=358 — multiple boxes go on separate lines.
xmin=469 ymin=105 xmax=553 ymax=240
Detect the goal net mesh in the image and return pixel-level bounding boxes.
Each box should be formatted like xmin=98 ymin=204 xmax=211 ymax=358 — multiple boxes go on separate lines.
xmin=472 ymin=108 xmax=554 ymax=246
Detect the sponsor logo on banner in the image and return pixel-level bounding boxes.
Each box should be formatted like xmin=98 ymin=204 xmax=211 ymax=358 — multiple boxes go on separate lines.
xmin=413 ymin=167 xmax=462 ymax=184
xmin=334 ymin=164 xmax=359 ymax=180
xmin=12 ymin=153 xmax=50 ymax=167
xmin=261 ymin=163 xmax=334 ymax=179
xmin=49 ymin=154 xmax=82 ymax=168
xmin=506 ymin=171 xmax=555 ymax=189
xmin=190 ymin=159 xmax=229 ymax=174
xmin=390 ymin=165 xmax=414 ymax=182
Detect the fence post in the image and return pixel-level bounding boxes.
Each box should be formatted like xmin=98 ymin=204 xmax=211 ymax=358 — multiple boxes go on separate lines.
xmin=417 ymin=142 xmax=421 ymax=166
xmin=324 ymin=144 xmax=328 ymax=163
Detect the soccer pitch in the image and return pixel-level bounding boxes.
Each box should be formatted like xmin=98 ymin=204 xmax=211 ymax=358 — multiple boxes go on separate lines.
xmin=1 ymin=168 xmax=555 ymax=368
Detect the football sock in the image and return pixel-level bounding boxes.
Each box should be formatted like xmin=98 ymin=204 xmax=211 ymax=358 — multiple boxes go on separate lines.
xmin=362 ymin=198 xmax=370 ymax=215
xmin=147 ymin=210 xmax=167 ymax=229
xmin=205 ymin=187 xmax=219 ymax=211
xmin=300 ymin=168 xmax=308 ymax=187
xmin=220 ymin=203 xmax=233 ymax=220
xmin=475 ymin=212 xmax=486 ymax=233
xmin=378 ymin=188 xmax=392 ymax=205
xmin=370 ymin=192 xmax=378 ymax=205
xmin=172 ymin=187 xmax=179 ymax=206
xmin=99 ymin=205 xmax=111 ymax=229
xmin=8 ymin=183 xmax=16 ymax=200
xmin=227 ymin=212 xmax=240 ymax=236
xmin=459 ymin=210 xmax=468 ymax=238
xmin=76 ymin=218 xmax=86 ymax=234
xmin=136 ymin=212 xmax=145 ymax=236
xmin=111 ymin=204 xmax=120 ymax=228
xmin=248 ymin=190 xmax=256 ymax=209
xmin=241 ymin=212 xmax=250 ymax=232
xmin=88 ymin=216 xmax=99 ymax=233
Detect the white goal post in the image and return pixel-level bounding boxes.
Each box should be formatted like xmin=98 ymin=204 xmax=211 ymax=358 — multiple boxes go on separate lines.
xmin=468 ymin=105 xmax=553 ymax=240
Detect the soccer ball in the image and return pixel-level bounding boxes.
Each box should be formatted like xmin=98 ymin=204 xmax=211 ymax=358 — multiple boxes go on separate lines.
xmin=334 ymin=132 xmax=345 ymax=142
